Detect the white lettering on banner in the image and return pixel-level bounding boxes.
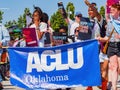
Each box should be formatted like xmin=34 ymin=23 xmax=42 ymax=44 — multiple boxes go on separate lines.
xmin=53 ymin=50 xmax=69 ymax=70
xmin=24 ymin=74 xmax=69 ymax=85
xmin=26 ymin=52 xmax=42 ymax=72
xmin=26 ymin=47 xmax=84 ymax=73
xmin=41 ymin=50 xmax=56 ymax=71
xmin=68 ymin=48 xmax=84 ymax=69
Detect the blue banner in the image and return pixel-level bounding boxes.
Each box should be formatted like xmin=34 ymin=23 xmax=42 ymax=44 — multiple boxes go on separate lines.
xmin=8 ymin=39 xmax=101 ymax=89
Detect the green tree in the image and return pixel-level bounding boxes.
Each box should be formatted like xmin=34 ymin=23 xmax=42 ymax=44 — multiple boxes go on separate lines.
xmin=0 ymin=10 xmax=4 ymax=23
xmin=99 ymin=6 xmax=105 ymax=18
xmin=5 ymin=20 xmax=17 ymax=28
xmin=13 ymin=20 xmax=17 ymax=25
xmin=5 ymin=8 xmax=31 ymax=28
xmin=5 ymin=8 xmax=32 ymax=40
xmin=66 ymin=2 xmax=75 ymax=20
xmin=17 ymin=15 xmax=24 ymax=28
xmin=50 ymin=11 xmax=67 ymax=32
xmin=23 ymin=8 xmax=32 ymax=27
xmin=17 ymin=8 xmax=31 ymax=28
xmin=5 ymin=19 xmax=18 ymax=28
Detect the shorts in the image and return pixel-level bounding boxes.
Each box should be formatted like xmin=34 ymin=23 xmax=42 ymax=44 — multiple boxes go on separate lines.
xmin=99 ymin=51 xmax=108 ymax=62
xmin=107 ymin=42 xmax=120 ymax=58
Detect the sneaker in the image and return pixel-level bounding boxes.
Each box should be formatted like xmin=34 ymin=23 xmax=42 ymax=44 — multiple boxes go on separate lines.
xmin=107 ymin=82 xmax=112 ymax=90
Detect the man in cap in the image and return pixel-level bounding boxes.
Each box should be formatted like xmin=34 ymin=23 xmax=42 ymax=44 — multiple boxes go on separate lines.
xmin=85 ymin=1 xmax=108 ymax=90
xmin=69 ymin=11 xmax=82 ymax=36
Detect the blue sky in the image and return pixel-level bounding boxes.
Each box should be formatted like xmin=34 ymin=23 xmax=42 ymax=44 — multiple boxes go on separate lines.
xmin=0 ymin=0 xmax=106 ymax=24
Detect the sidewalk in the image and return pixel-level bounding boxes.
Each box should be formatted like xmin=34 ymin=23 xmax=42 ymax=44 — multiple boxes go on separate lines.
xmin=2 ymin=81 xmax=101 ymax=90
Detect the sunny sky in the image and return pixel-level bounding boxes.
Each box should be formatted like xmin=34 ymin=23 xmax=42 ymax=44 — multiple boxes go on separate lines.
xmin=0 ymin=0 xmax=106 ymax=24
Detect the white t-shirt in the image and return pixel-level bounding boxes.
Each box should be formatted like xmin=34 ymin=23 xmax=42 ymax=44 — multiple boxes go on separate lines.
xmin=91 ymin=20 xmax=101 ymax=39
xmin=70 ymin=22 xmax=79 ymax=35
xmin=92 ymin=16 xmax=104 ymax=39
xmin=30 ymin=22 xmax=47 ymax=47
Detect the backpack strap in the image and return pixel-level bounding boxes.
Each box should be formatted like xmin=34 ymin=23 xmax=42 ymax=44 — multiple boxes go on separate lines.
xmin=97 ymin=19 xmax=107 ymax=37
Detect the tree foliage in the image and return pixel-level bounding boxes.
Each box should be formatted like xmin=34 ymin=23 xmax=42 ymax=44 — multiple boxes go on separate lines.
xmin=5 ymin=8 xmax=31 ymax=28
xmin=99 ymin=6 xmax=105 ymax=18
xmin=50 ymin=11 xmax=67 ymax=32
xmin=50 ymin=2 xmax=75 ymax=32
xmin=0 ymin=10 xmax=4 ymax=23
xmin=4 ymin=3 xmax=75 ymax=33
xmin=66 ymin=2 xmax=75 ymax=20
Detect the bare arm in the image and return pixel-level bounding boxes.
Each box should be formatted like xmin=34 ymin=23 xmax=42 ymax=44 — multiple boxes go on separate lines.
xmin=96 ymin=35 xmax=108 ymax=43
xmin=36 ymin=28 xmax=45 ymax=40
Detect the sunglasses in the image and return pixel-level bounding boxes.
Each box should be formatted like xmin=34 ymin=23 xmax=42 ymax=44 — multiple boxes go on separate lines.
xmin=76 ymin=15 xmax=82 ymax=18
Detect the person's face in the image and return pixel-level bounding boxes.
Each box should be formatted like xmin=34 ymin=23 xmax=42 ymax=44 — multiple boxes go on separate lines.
xmin=88 ymin=7 xmax=96 ymax=18
xmin=75 ymin=15 xmax=81 ymax=23
xmin=59 ymin=29 xmax=66 ymax=33
xmin=110 ymin=7 xmax=120 ymax=18
xmin=33 ymin=11 xmax=41 ymax=22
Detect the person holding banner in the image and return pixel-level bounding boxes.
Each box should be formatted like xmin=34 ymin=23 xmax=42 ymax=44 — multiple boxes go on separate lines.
xmin=55 ymin=26 xmax=71 ymax=90
xmin=98 ymin=3 xmax=120 ymax=90
xmin=30 ymin=6 xmax=47 ymax=47
xmin=0 ymin=23 xmax=10 ymax=89
xmin=85 ymin=1 xmax=109 ymax=90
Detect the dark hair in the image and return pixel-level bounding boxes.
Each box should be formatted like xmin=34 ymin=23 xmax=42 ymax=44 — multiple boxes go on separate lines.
xmin=91 ymin=2 xmax=97 ymax=10
xmin=32 ymin=6 xmax=43 ymax=21
xmin=59 ymin=26 xmax=68 ymax=32
xmin=42 ymin=12 xmax=49 ymax=23
xmin=91 ymin=2 xmax=97 ymax=6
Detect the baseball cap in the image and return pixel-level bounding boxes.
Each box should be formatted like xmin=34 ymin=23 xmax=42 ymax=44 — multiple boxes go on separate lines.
xmin=75 ymin=11 xmax=82 ymax=17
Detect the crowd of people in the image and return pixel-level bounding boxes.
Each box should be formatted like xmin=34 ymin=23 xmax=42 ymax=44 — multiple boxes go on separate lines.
xmin=0 ymin=0 xmax=120 ymax=90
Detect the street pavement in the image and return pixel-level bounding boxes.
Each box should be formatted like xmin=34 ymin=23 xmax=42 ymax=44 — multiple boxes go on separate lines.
xmin=2 ymin=80 xmax=101 ymax=90
xmin=3 ymin=80 xmax=120 ymax=90
xmin=4 ymin=77 xmax=120 ymax=90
